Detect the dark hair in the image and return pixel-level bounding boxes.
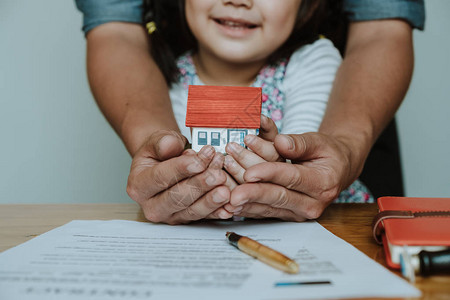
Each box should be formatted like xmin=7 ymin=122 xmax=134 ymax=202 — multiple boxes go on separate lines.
xmin=143 ymin=0 xmax=346 ymax=86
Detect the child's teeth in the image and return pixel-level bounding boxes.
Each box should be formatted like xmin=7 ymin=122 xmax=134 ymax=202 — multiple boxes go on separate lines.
xmin=220 ymin=20 xmax=248 ymax=28
xmin=225 ymin=21 xmax=240 ymax=26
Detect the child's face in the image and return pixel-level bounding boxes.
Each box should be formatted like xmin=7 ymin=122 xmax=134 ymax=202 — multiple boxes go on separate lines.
xmin=186 ymin=0 xmax=302 ymax=65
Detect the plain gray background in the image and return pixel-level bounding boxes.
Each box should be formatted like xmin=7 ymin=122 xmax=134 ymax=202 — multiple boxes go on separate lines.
xmin=0 ymin=1 xmax=449 ymax=204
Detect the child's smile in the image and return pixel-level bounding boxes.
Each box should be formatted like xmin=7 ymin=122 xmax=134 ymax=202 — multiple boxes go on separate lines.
xmin=213 ymin=16 xmax=260 ymax=38
xmin=186 ymin=0 xmax=302 ymax=67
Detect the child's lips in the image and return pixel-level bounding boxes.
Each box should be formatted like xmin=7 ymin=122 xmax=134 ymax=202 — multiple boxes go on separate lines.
xmin=214 ymin=18 xmax=258 ymax=29
xmin=213 ymin=17 xmax=259 ymax=37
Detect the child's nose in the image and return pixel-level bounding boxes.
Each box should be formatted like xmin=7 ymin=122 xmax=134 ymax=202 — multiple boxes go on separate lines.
xmin=222 ymin=0 xmax=253 ymax=9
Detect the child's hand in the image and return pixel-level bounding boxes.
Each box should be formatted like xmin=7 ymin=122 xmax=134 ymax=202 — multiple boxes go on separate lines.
xmin=224 ymin=136 xmax=284 ymax=183
xmin=224 ymin=115 xmax=282 ymax=184
xmin=223 ymin=115 xmax=283 ymax=214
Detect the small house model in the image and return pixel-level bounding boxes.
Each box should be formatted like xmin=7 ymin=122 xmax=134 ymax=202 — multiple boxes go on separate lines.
xmin=186 ymin=85 xmax=262 ymax=153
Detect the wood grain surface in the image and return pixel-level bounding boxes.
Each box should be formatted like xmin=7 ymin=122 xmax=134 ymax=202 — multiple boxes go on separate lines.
xmin=1 ymin=203 xmax=449 ymax=299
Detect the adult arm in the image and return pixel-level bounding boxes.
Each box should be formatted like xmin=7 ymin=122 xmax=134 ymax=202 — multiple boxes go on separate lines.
xmin=85 ymin=22 xmax=233 ymax=223
xmin=86 ymin=22 xmax=177 ymax=155
xmin=318 ymin=20 xmax=414 ymax=188
xmin=232 ymin=20 xmax=414 ymax=220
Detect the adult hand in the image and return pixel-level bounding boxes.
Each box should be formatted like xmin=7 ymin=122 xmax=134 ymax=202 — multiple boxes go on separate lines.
xmin=229 ymin=132 xmax=357 ymax=221
xmin=127 ymin=130 xmax=233 ymax=224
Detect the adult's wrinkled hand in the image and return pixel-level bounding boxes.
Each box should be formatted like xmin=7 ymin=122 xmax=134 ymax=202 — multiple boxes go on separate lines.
xmin=126 ymin=130 xmax=233 ymax=224
xmin=229 ymin=132 xmax=358 ymax=221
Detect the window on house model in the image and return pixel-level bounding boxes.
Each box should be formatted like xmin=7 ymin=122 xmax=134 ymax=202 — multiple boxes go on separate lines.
xmin=198 ymin=131 xmax=207 ymax=145
xmin=228 ymin=129 xmax=247 ymax=147
xmin=211 ymin=132 xmax=220 ymax=146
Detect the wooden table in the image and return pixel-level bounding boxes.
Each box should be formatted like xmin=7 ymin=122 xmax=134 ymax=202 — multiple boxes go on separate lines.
xmin=1 ymin=203 xmax=449 ymax=299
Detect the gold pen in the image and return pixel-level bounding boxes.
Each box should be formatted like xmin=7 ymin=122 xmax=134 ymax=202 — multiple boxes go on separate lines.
xmin=226 ymin=231 xmax=299 ymax=274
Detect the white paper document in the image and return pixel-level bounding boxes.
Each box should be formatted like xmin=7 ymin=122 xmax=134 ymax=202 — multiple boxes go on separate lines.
xmin=0 ymin=220 xmax=420 ymax=299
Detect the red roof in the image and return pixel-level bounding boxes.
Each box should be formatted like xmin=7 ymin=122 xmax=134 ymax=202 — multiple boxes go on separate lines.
xmin=185 ymin=85 xmax=262 ymax=129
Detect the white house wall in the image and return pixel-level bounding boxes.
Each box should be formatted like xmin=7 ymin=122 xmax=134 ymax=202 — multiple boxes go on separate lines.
xmin=191 ymin=127 xmax=257 ymax=154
